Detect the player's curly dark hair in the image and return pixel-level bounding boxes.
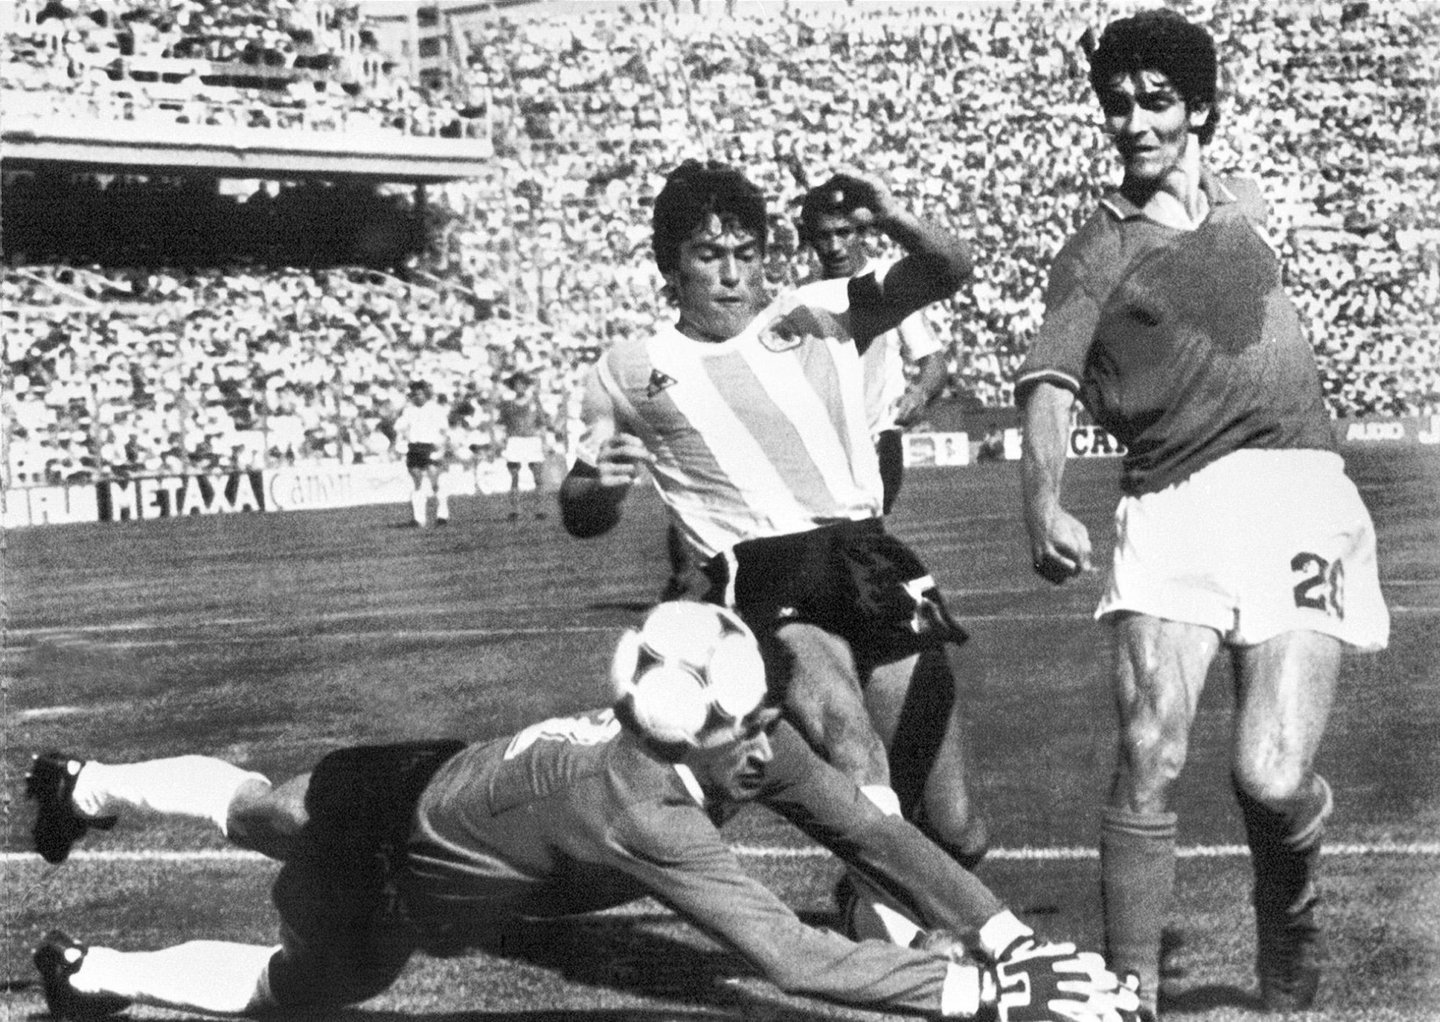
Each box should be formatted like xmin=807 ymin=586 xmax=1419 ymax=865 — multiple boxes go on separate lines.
xmin=651 ymin=159 xmax=768 ymax=276
xmin=797 ymin=175 xmax=867 ymax=241
xmin=1088 ymin=8 xmax=1220 ymax=145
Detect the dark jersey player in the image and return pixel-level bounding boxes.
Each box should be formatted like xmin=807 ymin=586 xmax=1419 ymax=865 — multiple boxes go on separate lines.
xmin=1015 ymin=9 xmax=1390 ymax=1018
xmin=25 ymin=604 xmax=1138 ymax=1022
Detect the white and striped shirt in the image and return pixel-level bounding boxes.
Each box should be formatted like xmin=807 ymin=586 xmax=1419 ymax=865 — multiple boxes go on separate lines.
xmin=581 ymin=279 xmax=884 ymax=559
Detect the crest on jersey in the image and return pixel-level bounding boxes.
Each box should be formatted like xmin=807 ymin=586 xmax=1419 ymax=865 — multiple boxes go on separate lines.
xmin=758 ymin=306 xmax=835 ymax=353
xmin=646 ymin=369 xmax=677 ymax=398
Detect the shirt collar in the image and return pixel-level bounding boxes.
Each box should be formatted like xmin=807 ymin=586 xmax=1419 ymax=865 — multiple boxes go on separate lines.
xmin=673 ymin=763 xmax=706 ymax=806
xmin=1099 ymin=170 xmax=1238 ymax=224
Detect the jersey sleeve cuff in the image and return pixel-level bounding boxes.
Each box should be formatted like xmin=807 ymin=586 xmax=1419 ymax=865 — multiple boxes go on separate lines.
xmin=1013 ymin=369 xmax=1081 ymax=405
xmin=939 ymin=961 xmax=984 ymax=1017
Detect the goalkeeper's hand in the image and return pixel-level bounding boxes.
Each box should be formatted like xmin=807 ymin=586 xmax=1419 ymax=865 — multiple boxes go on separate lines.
xmin=979 ymin=937 xmax=1142 ymax=1022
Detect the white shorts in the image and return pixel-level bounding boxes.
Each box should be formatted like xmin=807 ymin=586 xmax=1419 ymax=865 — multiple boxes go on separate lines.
xmin=1097 ymin=449 xmax=1389 ymax=650
xmin=503 ymin=436 xmax=545 ymax=465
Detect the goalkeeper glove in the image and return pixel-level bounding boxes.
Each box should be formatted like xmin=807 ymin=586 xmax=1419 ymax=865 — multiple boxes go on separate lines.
xmin=978 ymin=937 xmax=1142 ymax=1022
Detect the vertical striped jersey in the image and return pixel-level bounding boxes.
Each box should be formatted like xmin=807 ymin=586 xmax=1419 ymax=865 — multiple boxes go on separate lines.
xmin=584 ymin=278 xmax=884 ymax=559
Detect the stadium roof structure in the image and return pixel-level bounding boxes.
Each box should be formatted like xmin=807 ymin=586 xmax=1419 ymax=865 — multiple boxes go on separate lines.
xmin=1 ymin=116 xmax=493 ymax=184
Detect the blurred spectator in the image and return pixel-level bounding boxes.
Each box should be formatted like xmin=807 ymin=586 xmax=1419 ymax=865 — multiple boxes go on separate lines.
xmin=2 ymin=0 xmax=1437 ymax=485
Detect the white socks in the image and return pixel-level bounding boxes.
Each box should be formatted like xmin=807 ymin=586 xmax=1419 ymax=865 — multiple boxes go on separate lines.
xmin=71 ymin=757 xmax=269 ymax=837
xmin=72 ymin=942 xmax=280 ymax=1015
xmin=411 ymin=488 xmax=428 ymax=524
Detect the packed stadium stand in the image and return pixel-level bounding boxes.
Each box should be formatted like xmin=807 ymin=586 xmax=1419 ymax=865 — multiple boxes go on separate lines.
xmin=3 ymin=0 xmax=1438 ymax=485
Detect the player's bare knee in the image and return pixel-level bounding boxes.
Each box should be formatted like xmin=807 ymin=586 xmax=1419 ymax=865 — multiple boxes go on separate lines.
xmin=227 ymin=777 xmax=308 ymax=857
xmin=1232 ymin=758 xmax=1312 ymax=811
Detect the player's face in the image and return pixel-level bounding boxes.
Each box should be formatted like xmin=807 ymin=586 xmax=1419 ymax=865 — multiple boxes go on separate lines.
xmin=806 ymin=212 xmax=866 ymax=279
xmin=667 ymin=214 xmax=767 ymax=343
xmin=690 ymin=705 xmax=782 ymax=803
xmin=1098 ymin=70 xmax=1209 ymax=185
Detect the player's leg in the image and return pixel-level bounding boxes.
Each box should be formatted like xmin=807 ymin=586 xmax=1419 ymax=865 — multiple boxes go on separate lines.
xmin=407 ymin=465 xmax=427 ymax=526
xmin=430 ymin=463 xmax=450 ymax=524
xmin=841 ymin=644 xmax=987 ymax=948
xmin=506 ymin=462 xmax=522 ymax=519
xmin=27 ymin=751 xmax=272 ymax=863
xmin=527 ymin=460 xmax=547 ymax=517
xmin=770 ymin=623 xmax=924 ymax=947
xmin=1229 ymin=630 xmax=1341 ymax=1011
xmin=661 ymin=522 xmax=691 ymax=601
xmin=1103 ymin=612 xmax=1219 ymax=1019
xmin=36 ymin=930 xmax=281 ymax=1018
xmin=874 ymin=429 xmax=904 ymax=514
xmin=864 ymin=645 xmax=988 ymax=869
xmin=770 ymin=622 xmax=890 ymax=790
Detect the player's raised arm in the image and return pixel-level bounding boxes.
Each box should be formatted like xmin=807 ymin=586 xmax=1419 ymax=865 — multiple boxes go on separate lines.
xmin=558 ymin=367 xmax=653 ymax=538
xmin=821 ymin=170 xmax=972 ymax=342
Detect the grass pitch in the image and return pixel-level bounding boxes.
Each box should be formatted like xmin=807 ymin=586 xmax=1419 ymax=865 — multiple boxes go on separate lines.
xmin=4 ymin=444 xmax=1439 ymax=1019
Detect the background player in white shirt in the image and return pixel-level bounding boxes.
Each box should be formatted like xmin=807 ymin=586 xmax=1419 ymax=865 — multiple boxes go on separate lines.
xmin=391 ymin=380 xmax=451 ymax=528
xmin=799 ymin=177 xmax=949 ymax=512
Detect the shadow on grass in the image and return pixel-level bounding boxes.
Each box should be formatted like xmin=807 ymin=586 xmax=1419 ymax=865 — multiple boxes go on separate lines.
xmin=336 ymin=1011 xmax=731 ymax=1021
xmin=587 ymin=600 xmax=656 ymax=613
xmin=326 ymin=915 xmax=841 ymax=1022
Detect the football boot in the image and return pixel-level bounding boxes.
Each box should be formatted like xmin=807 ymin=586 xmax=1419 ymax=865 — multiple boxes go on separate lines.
xmin=33 ymin=931 xmax=130 ymax=1021
xmin=26 ymin=752 xmax=117 ymax=865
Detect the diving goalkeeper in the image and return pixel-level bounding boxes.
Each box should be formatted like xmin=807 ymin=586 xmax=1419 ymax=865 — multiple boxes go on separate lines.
xmin=28 ymin=604 xmax=1136 ymax=1022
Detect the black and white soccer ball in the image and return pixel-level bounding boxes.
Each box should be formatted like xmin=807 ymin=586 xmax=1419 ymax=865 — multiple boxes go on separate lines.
xmin=611 ymin=601 xmax=768 ymax=746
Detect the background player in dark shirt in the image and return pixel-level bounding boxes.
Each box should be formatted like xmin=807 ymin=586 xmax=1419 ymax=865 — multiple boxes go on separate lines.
xmin=1014 ymin=10 xmax=1390 ymax=1018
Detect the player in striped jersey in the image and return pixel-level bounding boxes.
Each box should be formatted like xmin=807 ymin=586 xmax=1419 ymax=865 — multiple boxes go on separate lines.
xmin=559 ymin=161 xmax=989 ymax=943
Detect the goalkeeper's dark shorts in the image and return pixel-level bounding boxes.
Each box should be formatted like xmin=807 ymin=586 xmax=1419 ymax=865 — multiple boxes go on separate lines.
xmin=266 ymin=740 xmax=465 ymax=1008
xmin=700 ymin=518 xmax=967 ymax=670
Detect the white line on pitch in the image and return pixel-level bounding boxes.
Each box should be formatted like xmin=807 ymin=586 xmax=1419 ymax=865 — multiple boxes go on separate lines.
xmin=4 ymin=841 xmax=1439 ymax=866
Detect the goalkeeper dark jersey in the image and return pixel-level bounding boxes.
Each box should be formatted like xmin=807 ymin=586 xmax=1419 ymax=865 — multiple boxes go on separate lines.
xmin=402 ymin=709 xmax=1001 ymax=1015
xmin=1014 ymin=173 xmax=1335 ymax=496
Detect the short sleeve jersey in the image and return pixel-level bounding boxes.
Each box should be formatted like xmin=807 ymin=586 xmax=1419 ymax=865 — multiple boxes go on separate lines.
xmin=581 ymin=277 xmax=884 ymax=559
xmin=496 ymin=393 xmax=544 ymax=439
xmin=402 ymin=710 xmax=963 ymax=1015
xmin=395 ymin=400 xmax=450 ymax=448
xmin=1014 ymin=174 xmax=1334 ymax=495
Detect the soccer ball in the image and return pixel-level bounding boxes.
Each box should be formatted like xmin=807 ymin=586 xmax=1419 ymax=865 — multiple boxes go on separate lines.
xmin=611 ymin=601 xmax=768 ymax=746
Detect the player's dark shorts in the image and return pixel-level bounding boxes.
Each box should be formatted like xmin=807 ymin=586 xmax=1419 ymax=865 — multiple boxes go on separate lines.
xmin=700 ymin=518 xmax=967 ymax=668
xmin=266 ymin=740 xmax=465 ymax=1008
xmin=406 ymin=443 xmax=441 ymax=471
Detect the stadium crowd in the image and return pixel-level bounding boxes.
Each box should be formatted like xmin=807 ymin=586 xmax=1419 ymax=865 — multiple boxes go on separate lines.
xmin=3 ymin=0 xmax=1437 ymax=483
